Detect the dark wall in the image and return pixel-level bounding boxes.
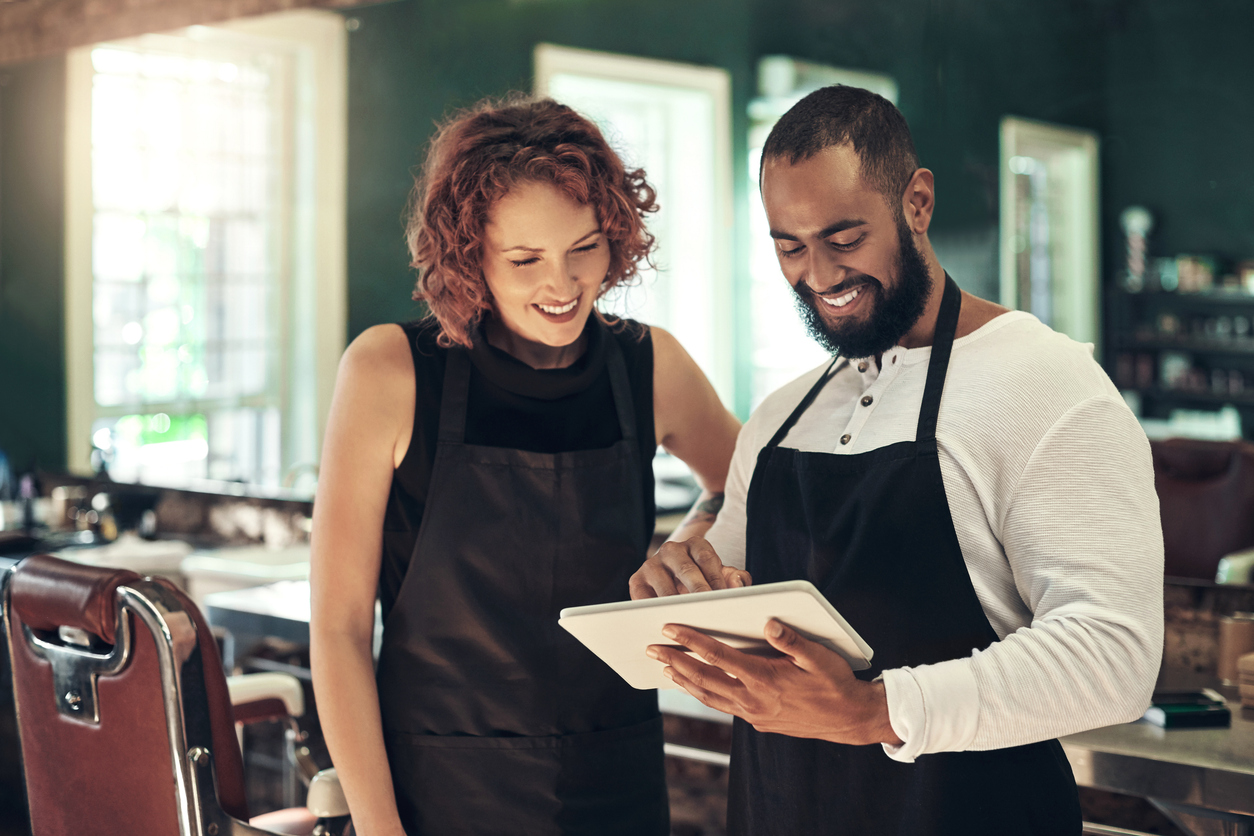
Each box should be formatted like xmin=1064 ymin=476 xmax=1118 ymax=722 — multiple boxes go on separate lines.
xmin=3 ymin=0 xmax=1253 ymax=470
xmin=343 ymin=0 xmax=758 ymax=342
xmin=750 ymin=0 xmax=1109 ymax=303
xmin=0 ymin=57 xmax=66 ymax=475
xmin=1104 ymin=0 xmax=1254 ymax=265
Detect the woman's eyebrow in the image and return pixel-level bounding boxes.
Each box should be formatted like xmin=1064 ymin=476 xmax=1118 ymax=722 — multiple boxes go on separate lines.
xmin=502 ymin=228 xmax=601 ymax=253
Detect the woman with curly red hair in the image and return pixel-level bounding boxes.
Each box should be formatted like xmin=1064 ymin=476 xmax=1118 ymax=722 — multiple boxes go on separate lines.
xmin=310 ymin=96 xmax=741 ymax=835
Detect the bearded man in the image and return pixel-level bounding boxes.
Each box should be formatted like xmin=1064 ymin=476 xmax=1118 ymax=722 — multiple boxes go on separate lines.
xmin=630 ymin=85 xmax=1163 ymax=835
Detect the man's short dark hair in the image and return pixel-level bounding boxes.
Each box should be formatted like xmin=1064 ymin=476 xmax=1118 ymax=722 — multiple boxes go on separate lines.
xmin=762 ymin=85 xmax=919 ymax=214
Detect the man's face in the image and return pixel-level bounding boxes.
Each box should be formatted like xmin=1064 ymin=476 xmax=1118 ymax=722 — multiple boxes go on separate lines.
xmin=761 ymin=144 xmax=931 ymax=359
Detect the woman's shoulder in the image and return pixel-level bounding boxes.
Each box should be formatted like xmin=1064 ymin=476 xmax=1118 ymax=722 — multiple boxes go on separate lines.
xmin=340 ymin=323 xmax=415 ymax=383
xmin=341 ymin=318 xmax=447 ymax=384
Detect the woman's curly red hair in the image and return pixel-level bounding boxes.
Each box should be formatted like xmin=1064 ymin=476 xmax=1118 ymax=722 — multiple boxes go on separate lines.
xmin=406 ymin=95 xmax=658 ymax=348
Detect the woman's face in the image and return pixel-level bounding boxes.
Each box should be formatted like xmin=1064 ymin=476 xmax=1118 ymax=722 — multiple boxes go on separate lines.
xmin=481 ymin=180 xmax=610 ymax=350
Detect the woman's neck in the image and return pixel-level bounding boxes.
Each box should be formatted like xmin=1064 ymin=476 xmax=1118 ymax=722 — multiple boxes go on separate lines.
xmin=483 ymin=317 xmax=589 ymax=369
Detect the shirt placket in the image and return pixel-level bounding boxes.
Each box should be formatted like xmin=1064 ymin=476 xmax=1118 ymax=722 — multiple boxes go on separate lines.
xmin=835 ymin=348 xmax=904 ymax=452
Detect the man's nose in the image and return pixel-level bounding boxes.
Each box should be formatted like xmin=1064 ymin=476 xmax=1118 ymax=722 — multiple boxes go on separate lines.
xmin=804 ymin=248 xmax=849 ymax=292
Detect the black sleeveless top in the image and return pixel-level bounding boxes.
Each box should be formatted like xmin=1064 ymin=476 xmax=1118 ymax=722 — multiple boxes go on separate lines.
xmin=379 ymin=315 xmax=657 ymax=620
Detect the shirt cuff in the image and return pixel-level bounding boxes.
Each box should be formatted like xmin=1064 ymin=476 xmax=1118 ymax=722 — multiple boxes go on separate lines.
xmin=880 ymin=657 xmax=981 ymax=763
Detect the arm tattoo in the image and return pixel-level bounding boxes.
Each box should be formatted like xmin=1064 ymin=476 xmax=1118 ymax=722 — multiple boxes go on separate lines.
xmin=680 ymin=491 xmax=725 ymax=527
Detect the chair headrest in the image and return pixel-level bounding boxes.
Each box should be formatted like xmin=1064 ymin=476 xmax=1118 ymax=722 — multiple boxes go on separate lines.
xmin=1152 ymin=437 xmax=1254 ymax=482
xmin=10 ymin=555 xmax=140 ymax=644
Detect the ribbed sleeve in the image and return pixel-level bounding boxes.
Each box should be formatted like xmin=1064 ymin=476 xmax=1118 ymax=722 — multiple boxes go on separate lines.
xmin=704 ymin=311 xmax=1164 ymax=759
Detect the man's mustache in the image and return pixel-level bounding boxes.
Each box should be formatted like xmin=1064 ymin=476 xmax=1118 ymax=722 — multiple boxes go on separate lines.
xmin=794 ymin=276 xmax=882 ymax=301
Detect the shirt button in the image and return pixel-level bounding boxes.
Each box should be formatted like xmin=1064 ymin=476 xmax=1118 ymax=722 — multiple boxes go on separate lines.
xmin=861 ymin=395 xmax=874 ymax=407
xmin=840 ymin=434 xmax=852 ymax=445
xmin=857 ymin=362 xmax=868 ymax=373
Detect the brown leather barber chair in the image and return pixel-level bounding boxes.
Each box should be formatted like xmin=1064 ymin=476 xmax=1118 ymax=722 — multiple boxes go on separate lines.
xmin=0 ymin=555 xmax=350 ymax=836
xmin=1152 ymin=437 xmax=1254 ymax=581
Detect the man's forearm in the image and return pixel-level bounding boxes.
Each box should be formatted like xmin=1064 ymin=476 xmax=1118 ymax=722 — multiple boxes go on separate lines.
xmin=667 ymin=490 xmax=725 ymax=543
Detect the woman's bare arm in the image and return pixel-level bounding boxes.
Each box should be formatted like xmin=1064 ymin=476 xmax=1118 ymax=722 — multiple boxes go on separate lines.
xmin=646 ymin=326 xmax=747 ymax=586
xmin=310 ymin=324 xmax=414 ymax=836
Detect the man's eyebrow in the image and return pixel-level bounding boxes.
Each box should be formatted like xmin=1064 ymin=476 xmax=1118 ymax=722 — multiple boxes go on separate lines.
xmin=502 ymin=228 xmax=601 ymax=253
xmin=818 ymin=219 xmax=868 ymax=238
xmin=770 ymin=219 xmax=868 ymax=241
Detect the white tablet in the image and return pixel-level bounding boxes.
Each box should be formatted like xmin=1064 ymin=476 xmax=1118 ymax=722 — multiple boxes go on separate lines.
xmin=558 ymin=580 xmax=874 ymax=691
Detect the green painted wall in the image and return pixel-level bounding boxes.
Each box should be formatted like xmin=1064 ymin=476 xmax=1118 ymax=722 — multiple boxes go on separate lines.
xmin=4 ymin=0 xmax=1253 ymax=471
xmin=341 ymin=0 xmax=757 ymax=343
xmin=1104 ymin=0 xmax=1254 ymax=264
xmin=754 ymin=0 xmax=1109 ymax=232
xmin=0 ymin=57 xmax=66 ymax=475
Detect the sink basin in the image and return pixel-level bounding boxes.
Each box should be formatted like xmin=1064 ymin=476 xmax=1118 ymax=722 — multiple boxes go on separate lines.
xmin=181 ymin=544 xmax=311 ymax=610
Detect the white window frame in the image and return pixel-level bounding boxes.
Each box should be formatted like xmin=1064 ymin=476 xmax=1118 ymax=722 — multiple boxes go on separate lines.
xmin=64 ymin=9 xmax=347 ymax=489
xmin=533 ymin=43 xmax=735 ymax=403
xmin=745 ymin=57 xmax=898 ymax=411
xmin=999 ymin=116 xmax=1100 ymax=348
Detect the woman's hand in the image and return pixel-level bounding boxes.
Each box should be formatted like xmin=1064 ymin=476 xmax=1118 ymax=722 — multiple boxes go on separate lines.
xmin=629 ymin=536 xmax=751 ymax=599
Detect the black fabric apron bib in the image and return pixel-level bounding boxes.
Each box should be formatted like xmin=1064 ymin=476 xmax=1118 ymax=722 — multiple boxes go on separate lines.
xmin=375 ymin=334 xmax=668 ymax=836
xmin=728 ymin=276 xmax=1081 ymax=836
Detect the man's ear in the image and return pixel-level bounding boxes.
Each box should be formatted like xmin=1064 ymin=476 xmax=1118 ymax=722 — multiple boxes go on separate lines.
xmin=901 ymin=168 xmax=935 ymax=235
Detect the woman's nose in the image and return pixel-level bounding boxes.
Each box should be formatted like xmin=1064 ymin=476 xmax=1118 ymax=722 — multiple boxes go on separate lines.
xmin=546 ymin=256 xmax=583 ymax=294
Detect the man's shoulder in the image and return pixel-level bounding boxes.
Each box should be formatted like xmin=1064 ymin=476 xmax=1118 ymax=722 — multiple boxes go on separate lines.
xmin=951 ymin=311 xmax=1117 ymax=400
xmin=944 ymin=312 xmax=1131 ymax=449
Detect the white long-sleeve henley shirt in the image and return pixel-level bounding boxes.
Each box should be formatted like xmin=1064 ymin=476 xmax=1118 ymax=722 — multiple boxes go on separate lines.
xmin=704 ymin=310 xmax=1164 ymax=762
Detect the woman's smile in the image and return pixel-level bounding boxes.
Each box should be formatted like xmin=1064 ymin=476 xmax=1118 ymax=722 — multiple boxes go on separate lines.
xmin=535 ymin=297 xmax=580 ymax=321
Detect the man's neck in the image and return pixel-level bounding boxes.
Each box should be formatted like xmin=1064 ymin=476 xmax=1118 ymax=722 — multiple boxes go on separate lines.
xmin=897 ymin=254 xmax=948 ymax=350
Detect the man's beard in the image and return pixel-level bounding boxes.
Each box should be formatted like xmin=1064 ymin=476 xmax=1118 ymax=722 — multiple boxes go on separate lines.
xmin=792 ymin=216 xmax=933 ymax=359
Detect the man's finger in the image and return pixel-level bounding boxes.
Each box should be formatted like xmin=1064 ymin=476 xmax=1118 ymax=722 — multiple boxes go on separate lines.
xmin=763 ymin=618 xmax=830 ymax=672
xmin=629 ymin=560 xmax=680 ymax=599
xmin=689 ymin=540 xmax=728 ymax=590
xmin=721 ymin=567 xmax=752 ymax=588
xmin=627 ymin=572 xmax=658 ymax=600
xmin=644 ymin=561 xmax=681 ymax=597
xmin=660 ymin=624 xmax=762 ymax=682
xmin=663 ymin=666 xmax=742 ymax=716
xmin=661 ymin=553 xmax=714 ymax=594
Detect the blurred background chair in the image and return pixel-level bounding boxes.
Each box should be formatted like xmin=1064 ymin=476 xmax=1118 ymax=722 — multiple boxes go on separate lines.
xmin=1152 ymin=437 xmax=1254 ymax=582
xmin=0 ymin=555 xmax=349 ymax=836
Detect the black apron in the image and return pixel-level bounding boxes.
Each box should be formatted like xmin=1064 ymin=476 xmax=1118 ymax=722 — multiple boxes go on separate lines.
xmin=375 ymin=333 xmax=668 ymax=836
xmin=728 ymin=276 xmax=1081 ymax=835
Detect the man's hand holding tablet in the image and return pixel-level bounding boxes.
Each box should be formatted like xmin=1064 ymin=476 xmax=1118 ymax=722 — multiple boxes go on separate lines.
xmin=624 ymin=538 xmax=903 ymax=747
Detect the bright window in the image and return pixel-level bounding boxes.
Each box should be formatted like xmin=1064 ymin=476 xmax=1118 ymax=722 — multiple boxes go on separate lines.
xmin=534 ymin=44 xmax=735 ymax=405
xmin=746 ymin=57 xmax=899 ymax=410
xmin=998 ymin=117 xmax=1100 ymax=347
xmin=65 ymin=12 xmax=346 ymax=494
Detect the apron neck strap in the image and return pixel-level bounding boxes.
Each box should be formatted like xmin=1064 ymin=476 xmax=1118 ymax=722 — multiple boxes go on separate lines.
xmin=764 ymin=355 xmax=843 ymax=451
xmin=604 ymin=332 xmax=638 ymax=443
xmin=437 ymin=347 xmax=473 ymax=444
xmin=762 ymin=272 xmax=962 ymax=452
xmin=914 ymin=273 xmax=961 ymax=444
xmin=436 ymin=322 xmax=639 ymax=445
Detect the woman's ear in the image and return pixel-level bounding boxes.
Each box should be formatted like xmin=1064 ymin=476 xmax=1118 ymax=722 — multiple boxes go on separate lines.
xmin=901 ymin=168 xmax=935 ymax=235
